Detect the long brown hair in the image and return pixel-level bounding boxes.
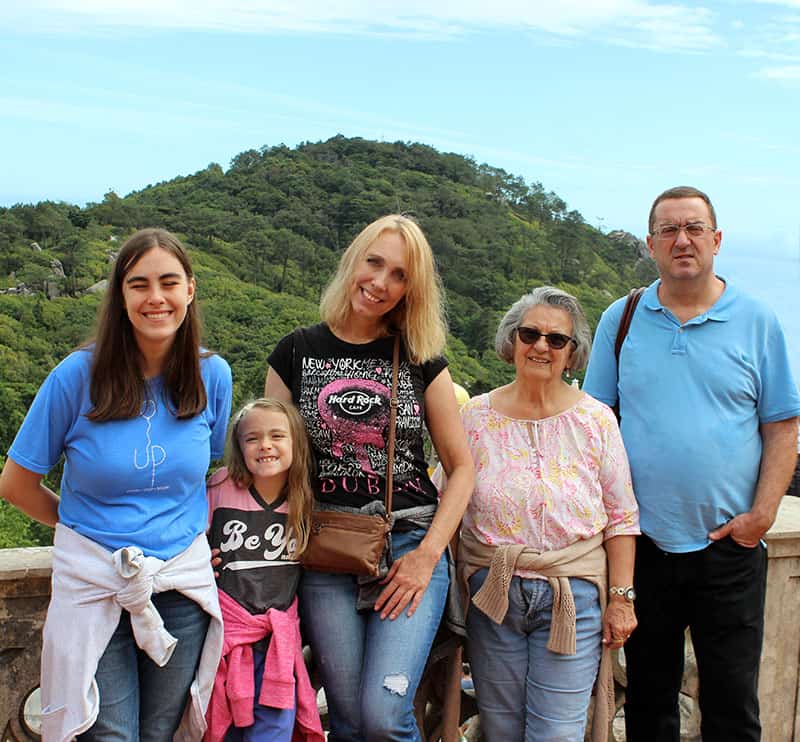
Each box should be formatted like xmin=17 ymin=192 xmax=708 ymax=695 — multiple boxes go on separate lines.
xmin=86 ymin=228 xmax=207 ymax=421
xmin=223 ymin=398 xmax=313 ymax=557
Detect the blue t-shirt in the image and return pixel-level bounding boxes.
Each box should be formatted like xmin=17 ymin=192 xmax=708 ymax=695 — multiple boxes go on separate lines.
xmin=8 ymin=349 xmax=233 ymax=559
xmin=584 ymin=278 xmax=800 ymax=553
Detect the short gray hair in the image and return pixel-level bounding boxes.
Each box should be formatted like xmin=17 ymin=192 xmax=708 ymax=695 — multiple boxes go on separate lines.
xmin=495 ymin=286 xmax=592 ymax=371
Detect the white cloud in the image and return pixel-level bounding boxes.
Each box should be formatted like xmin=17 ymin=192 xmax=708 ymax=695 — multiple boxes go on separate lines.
xmin=752 ymin=0 xmax=800 ymax=6
xmin=739 ymin=48 xmax=800 ymax=62
xmin=5 ymin=0 xmax=722 ymax=51
xmin=757 ymin=64 xmax=800 ymax=78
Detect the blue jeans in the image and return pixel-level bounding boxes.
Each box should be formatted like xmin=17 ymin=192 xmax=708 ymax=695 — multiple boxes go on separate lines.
xmin=624 ymin=534 xmax=767 ymax=742
xmin=224 ymin=648 xmax=296 ymax=742
xmin=299 ymin=529 xmax=449 ymax=742
xmin=467 ymin=570 xmax=602 ymax=742
xmin=78 ymin=590 xmax=210 ymax=742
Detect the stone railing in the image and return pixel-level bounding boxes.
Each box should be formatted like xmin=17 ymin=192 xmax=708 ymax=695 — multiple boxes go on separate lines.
xmin=0 ymin=547 xmax=51 ymax=740
xmin=3 ymin=497 xmax=800 ymax=741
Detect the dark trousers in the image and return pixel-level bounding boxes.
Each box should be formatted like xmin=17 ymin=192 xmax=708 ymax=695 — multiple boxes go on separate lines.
xmin=624 ymin=534 xmax=767 ymax=742
xmin=787 ymin=459 xmax=800 ymax=497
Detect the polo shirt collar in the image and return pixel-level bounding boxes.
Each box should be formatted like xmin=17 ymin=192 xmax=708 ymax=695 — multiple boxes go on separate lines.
xmin=642 ymin=276 xmax=735 ymax=323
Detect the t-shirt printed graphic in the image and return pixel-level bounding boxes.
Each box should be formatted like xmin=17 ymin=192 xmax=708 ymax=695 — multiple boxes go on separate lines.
xmin=268 ymin=324 xmax=446 ymax=510
xmin=208 ymin=469 xmax=299 ymax=615
xmin=128 ymin=397 xmax=169 ymax=494
xmin=316 ymin=373 xmax=392 ymax=475
xmin=302 ymin=356 xmax=424 ymax=485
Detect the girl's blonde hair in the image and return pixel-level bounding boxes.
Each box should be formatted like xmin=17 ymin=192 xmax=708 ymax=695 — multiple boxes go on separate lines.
xmin=223 ymin=398 xmax=313 ymax=557
xmin=319 ymin=214 xmax=447 ymax=363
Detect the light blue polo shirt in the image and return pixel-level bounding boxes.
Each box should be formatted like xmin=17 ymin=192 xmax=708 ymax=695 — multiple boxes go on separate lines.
xmin=584 ymin=278 xmax=800 ymax=553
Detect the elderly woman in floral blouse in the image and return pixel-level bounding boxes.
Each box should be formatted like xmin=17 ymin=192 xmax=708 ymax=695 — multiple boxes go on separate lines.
xmin=456 ymin=286 xmax=639 ymax=742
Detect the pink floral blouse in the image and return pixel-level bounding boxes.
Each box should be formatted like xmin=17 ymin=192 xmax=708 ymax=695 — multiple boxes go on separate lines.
xmin=458 ymin=391 xmax=639 ymax=577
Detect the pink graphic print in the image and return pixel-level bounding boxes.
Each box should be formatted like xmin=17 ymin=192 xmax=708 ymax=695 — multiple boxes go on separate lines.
xmin=318 ymin=378 xmax=390 ymax=474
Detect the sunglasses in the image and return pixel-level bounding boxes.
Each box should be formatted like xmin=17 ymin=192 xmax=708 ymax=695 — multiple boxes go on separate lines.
xmin=515 ymin=326 xmax=576 ymax=350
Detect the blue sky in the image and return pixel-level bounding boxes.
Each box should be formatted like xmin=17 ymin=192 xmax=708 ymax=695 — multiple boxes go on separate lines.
xmin=2 ymin=0 xmax=799 ymax=367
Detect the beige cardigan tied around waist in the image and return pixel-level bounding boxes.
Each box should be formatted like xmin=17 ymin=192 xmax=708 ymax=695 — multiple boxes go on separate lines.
xmin=457 ymin=529 xmax=614 ymax=742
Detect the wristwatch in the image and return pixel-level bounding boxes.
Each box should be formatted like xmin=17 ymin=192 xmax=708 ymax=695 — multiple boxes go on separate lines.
xmin=609 ymin=585 xmax=636 ymax=602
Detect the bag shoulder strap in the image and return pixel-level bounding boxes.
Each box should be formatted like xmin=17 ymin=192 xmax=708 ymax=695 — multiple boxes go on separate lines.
xmin=384 ymin=336 xmax=400 ymax=516
xmin=614 ymin=287 xmax=645 ymax=362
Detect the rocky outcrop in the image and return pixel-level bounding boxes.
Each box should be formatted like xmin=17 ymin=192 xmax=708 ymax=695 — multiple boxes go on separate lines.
xmin=84 ymin=279 xmax=108 ymax=294
xmin=606 ymin=230 xmax=650 ymax=262
xmin=0 ymin=283 xmax=35 ymax=296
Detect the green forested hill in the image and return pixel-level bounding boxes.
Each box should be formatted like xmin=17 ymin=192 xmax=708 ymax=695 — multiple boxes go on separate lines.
xmin=0 ymin=135 xmax=656 ymax=546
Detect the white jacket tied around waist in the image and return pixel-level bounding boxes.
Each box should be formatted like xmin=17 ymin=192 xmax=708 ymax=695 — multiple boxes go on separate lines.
xmin=41 ymin=523 xmax=223 ymax=742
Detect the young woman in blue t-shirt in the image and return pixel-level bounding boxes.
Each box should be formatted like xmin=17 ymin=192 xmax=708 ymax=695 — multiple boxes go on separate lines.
xmin=0 ymin=228 xmax=232 ymax=741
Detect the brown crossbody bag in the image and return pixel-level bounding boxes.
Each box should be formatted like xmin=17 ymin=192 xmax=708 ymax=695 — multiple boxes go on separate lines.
xmin=300 ymin=336 xmax=399 ymax=577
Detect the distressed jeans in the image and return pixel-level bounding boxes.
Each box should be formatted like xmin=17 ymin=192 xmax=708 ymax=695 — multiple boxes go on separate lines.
xmin=299 ymin=529 xmax=449 ymax=742
xmin=467 ymin=570 xmax=602 ymax=742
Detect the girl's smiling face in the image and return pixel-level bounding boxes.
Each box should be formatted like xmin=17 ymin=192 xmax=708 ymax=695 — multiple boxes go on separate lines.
xmin=238 ymin=408 xmax=293 ymax=500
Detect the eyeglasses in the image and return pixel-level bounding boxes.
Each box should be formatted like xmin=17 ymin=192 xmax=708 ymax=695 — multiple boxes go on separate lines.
xmin=651 ymin=223 xmax=717 ymax=240
xmin=516 ymin=326 xmax=576 ymax=349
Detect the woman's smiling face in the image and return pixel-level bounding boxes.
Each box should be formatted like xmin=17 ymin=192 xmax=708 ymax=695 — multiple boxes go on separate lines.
xmin=513 ymin=304 xmax=575 ymax=385
xmin=349 ymin=230 xmax=409 ymax=323
xmin=121 ymin=246 xmax=195 ymax=360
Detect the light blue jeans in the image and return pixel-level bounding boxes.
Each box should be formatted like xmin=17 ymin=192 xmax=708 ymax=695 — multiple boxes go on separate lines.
xmin=467 ymin=570 xmax=602 ymax=742
xmin=299 ymin=529 xmax=449 ymax=742
xmin=78 ymin=590 xmax=209 ymax=742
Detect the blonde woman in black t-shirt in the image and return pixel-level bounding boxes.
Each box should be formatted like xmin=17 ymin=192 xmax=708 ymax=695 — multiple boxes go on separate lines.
xmin=265 ymin=214 xmax=474 ymax=741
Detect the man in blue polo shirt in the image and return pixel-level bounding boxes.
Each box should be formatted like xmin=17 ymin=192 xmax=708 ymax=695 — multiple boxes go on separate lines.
xmin=584 ymin=186 xmax=800 ymax=742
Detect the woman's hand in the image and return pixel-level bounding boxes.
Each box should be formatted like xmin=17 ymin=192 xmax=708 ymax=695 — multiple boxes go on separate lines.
xmin=603 ymin=534 xmax=637 ymax=648
xmin=602 ymin=599 xmax=637 ymax=648
xmin=374 ymin=544 xmax=440 ymax=620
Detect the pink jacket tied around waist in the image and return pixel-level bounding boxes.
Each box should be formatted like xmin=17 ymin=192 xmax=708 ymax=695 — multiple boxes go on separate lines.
xmin=205 ymin=590 xmax=323 ymax=742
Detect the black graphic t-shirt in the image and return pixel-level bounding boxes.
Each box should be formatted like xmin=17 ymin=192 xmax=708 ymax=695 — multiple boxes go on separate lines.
xmin=268 ymin=323 xmax=447 ymax=510
xmin=207 ymin=468 xmax=299 ymax=615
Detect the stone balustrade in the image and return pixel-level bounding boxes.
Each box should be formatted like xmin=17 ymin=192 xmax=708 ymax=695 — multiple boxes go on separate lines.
xmin=2 ymin=497 xmax=800 ymax=740
xmin=0 ymin=547 xmax=51 ymax=740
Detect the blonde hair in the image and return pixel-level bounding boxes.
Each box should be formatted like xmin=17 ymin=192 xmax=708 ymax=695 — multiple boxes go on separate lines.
xmin=223 ymin=398 xmax=313 ymax=557
xmin=319 ymin=214 xmax=447 ymax=363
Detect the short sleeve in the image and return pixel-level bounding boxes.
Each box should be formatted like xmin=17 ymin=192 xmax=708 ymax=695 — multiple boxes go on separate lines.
xmin=206 ymin=467 xmax=228 ymax=528
xmin=204 ymin=355 xmax=233 ymax=460
xmin=267 ymin=332 xmax=296 ymax=393
xmin=420 ymin=355 xmax=448 ymax=389
xmin=754 ymin=311 xmax=800 ymax=424
xmin=8 ymin=353 xmax=87 ymax=474
xmin=583 ymin=299 xmax=625 ymax=408
xmin=595 ymin=405 xmax=640 ymax=538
